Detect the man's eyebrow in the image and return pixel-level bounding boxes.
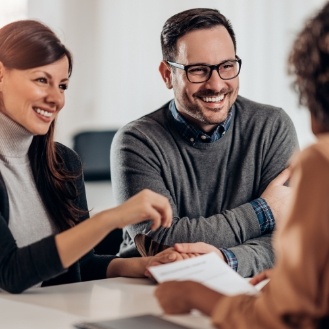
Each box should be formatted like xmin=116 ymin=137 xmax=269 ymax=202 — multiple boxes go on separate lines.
xmin=188 ymin=58 xmax=237 ymax=66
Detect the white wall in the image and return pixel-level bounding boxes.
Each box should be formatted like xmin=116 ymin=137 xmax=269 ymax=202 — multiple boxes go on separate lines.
xmin=25 ymin=0 xmax=328 ymax=149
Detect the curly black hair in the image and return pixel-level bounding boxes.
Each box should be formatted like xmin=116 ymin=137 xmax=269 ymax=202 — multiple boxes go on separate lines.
xmin=288 ymin=2 xmax=329 ymax=129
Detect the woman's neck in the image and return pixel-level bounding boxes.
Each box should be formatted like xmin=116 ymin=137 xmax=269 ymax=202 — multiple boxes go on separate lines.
xmin=0 ymin=111 xmax=33 ymax=159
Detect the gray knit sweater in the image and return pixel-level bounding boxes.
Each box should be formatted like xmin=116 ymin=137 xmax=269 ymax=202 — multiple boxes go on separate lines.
xmin=111 ymin=95 xmax=299 ymax=277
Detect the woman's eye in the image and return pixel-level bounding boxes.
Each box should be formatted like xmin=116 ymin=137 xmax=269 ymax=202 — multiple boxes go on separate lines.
xmin=36 ymin=77 xmax=47 ymax=84
xmin=59 ymin=84 xmax=68 ymax=91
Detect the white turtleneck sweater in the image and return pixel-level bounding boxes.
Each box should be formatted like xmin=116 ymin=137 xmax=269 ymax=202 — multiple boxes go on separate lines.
xmin=0 ymin=112 xmax=56 ymax=248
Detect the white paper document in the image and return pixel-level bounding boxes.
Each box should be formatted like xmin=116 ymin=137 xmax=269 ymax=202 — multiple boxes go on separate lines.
xmin=149 ymin=252 xmax=258 ymax=296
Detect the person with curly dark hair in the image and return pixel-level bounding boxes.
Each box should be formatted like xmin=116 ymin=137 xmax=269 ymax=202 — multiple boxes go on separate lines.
xmin=155 ymin=3 xmax=329 ymax=328
xmin=288 ymin=4 xmax=329 ymax=134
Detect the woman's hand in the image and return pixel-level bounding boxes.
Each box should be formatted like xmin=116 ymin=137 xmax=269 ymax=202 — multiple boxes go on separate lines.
xmin=155 ymin=281 xmax=222 ymax=315
xmin=107 ymin=251 xmax=182 ymax=278
xmin=98 ymin=189 xmax=172 ymax=231
xmin=249 ymin=269 xmax=273 ymax=287
xmin=155 ymin=281 xmax=194 ymax=314
xmin=56 ymin=189 xmax=171 ymax=270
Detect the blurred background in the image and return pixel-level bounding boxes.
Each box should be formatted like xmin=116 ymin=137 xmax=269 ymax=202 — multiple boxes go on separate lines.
xmin=1 ymin=0 xmax=327 ymax=214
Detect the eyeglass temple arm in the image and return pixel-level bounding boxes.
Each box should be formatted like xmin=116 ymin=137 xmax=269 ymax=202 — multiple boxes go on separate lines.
xmin=166 ymin=61 xmax=185 ymax=70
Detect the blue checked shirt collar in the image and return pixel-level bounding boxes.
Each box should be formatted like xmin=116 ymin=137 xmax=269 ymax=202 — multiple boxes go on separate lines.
xmin=169 ymin=100 xmax=234 ymax=145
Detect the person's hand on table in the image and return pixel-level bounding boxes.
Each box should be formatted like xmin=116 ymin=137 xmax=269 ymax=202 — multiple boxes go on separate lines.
xmin=144 ymin=248 xmax=198 ymax=279
xmin=107 ymin=249 xmax=188 ymax=279
xmin=174 ymin=242 xmax=225 ymax=261
xmin=155 ymin=280 xmax=222 ymax=316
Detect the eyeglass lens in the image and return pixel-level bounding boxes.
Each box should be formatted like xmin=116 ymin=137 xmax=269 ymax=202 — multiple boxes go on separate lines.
xmin=187 ymin=60 xmax=240 ymax=82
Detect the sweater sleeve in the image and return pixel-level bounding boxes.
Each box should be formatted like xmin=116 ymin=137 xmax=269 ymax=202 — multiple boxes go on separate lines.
xmin=211 ymin=143 xmax=329 ymax=329
xmin=111 ymin=126 xmax=271 ymax=276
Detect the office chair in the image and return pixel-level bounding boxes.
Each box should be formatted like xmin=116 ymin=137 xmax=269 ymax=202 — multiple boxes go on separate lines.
xmin=72 ymin=130 xmax=116 ymax=182
xmin=72 ymin=129 xmax=123 ymax=255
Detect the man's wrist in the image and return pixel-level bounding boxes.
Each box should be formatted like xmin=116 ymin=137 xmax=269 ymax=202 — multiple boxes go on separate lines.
xmin=220 ymin=248 xmax=238 ymax=271
xmin=250 ymin=197 xmax=275 ymax=234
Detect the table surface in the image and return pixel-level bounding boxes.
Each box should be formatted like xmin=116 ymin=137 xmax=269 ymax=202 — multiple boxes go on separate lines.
xmin=0 ymin=277 xmax=213 ymax=329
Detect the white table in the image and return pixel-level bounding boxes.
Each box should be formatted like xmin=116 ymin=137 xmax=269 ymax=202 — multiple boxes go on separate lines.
xmin=0 ymin=277 xmax=213 ymax=329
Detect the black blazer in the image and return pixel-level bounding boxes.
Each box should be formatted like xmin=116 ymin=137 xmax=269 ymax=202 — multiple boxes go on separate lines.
xmin=0 ymin=143 xmax=115 ymax=293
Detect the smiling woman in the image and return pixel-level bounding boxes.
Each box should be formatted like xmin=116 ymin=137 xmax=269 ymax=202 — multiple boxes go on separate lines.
xmin=0 ymin=19 xmax=180 ymax=294
xmin=0 ymin=57 xmax=69 ymax=135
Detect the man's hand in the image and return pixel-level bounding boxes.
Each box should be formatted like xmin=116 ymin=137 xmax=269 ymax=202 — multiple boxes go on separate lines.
xmin=174 ymin=242 xmax=225 ymax=261
xmin=107 ymin=249 xmax=190 ymax=279
xmin=261 ymin=168 xmax=291 ymax=224
xmin=144 ymin=248 xmax=197 ymax=278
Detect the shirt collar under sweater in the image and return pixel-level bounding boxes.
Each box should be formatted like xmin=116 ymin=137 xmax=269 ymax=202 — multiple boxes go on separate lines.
xmin=0 ymin=112 xmax=33 ymax=163
xmin=169 ymin=99 xmax=233 ymax=146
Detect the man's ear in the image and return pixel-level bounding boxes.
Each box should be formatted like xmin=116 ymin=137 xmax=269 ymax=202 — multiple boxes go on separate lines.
xmin=159 ymin=61 xmax=173 ymax=89
xmin=0 ymin=62 xmax=5 ymax=91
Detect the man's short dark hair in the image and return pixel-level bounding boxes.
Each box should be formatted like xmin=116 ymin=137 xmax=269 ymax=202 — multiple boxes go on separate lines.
xmin=160 ymin=8 xmax=237 ymax=62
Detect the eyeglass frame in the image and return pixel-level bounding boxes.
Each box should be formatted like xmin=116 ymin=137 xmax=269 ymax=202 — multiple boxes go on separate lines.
xmin=166 ymin=57 xmax=242 ymax=83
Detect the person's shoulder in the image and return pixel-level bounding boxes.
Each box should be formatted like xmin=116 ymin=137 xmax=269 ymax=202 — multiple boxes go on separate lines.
xmin=292 ymin=134 xmax=329 ymax=172
xmin=55 ymin=142 xmax=78 ymax=158
xmin=299 ymin=134 xmax=329 ymax=163
xmin=55 ymin=142 xmax=81 ymax=170
xmin=235 ymin=95 xmax=288 ymax=116
xmin=235 ymin=95 xmax=293 ymax=130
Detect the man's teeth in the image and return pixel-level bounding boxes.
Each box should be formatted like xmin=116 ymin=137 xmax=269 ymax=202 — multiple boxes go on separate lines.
xmin=202 ymin=95 xmax=225 ymax=103
xmin=34 ymin=108 xmax=52 ymax=118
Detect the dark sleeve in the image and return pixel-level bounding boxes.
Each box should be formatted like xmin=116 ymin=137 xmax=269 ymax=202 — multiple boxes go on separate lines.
xmin=0 ymin=213 xmax=65 ymax=294
xmin=0 ymin=145 xmax=116 ymax=293
xmin=57 ymin=144 xmax=116 ymax=282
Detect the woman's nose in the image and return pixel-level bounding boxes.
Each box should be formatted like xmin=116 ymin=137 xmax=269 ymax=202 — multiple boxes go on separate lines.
xmin=45 ymin=86 xmax=64 ymax=107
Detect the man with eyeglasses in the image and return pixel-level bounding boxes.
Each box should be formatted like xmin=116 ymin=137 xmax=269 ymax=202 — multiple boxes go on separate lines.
xmin=111 ymin=8 xmax=298 ymax=277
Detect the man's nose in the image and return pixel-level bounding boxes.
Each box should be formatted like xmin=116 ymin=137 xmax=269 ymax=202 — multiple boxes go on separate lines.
xmin=204 ymin=68 xmax=228 ymax=88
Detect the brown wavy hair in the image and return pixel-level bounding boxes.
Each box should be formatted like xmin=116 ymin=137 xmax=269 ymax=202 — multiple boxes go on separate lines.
xmin=288 ymin=2 xmax=329 ymax=129
xmin=0 ymin=20 xmax=82 ymax=230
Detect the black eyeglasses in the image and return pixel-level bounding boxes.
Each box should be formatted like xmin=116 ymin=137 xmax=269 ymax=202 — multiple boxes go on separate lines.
xmin=167 ymin=57 xmax=242 ymax=83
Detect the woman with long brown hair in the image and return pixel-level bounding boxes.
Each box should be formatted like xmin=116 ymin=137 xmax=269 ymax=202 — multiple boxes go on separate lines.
xmin=0 ymin=19 xmax=175 ymax=294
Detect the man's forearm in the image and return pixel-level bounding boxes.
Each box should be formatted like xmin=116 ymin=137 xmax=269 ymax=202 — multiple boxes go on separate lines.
xmin=228 ymin=234 xmax=274 ymax=277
